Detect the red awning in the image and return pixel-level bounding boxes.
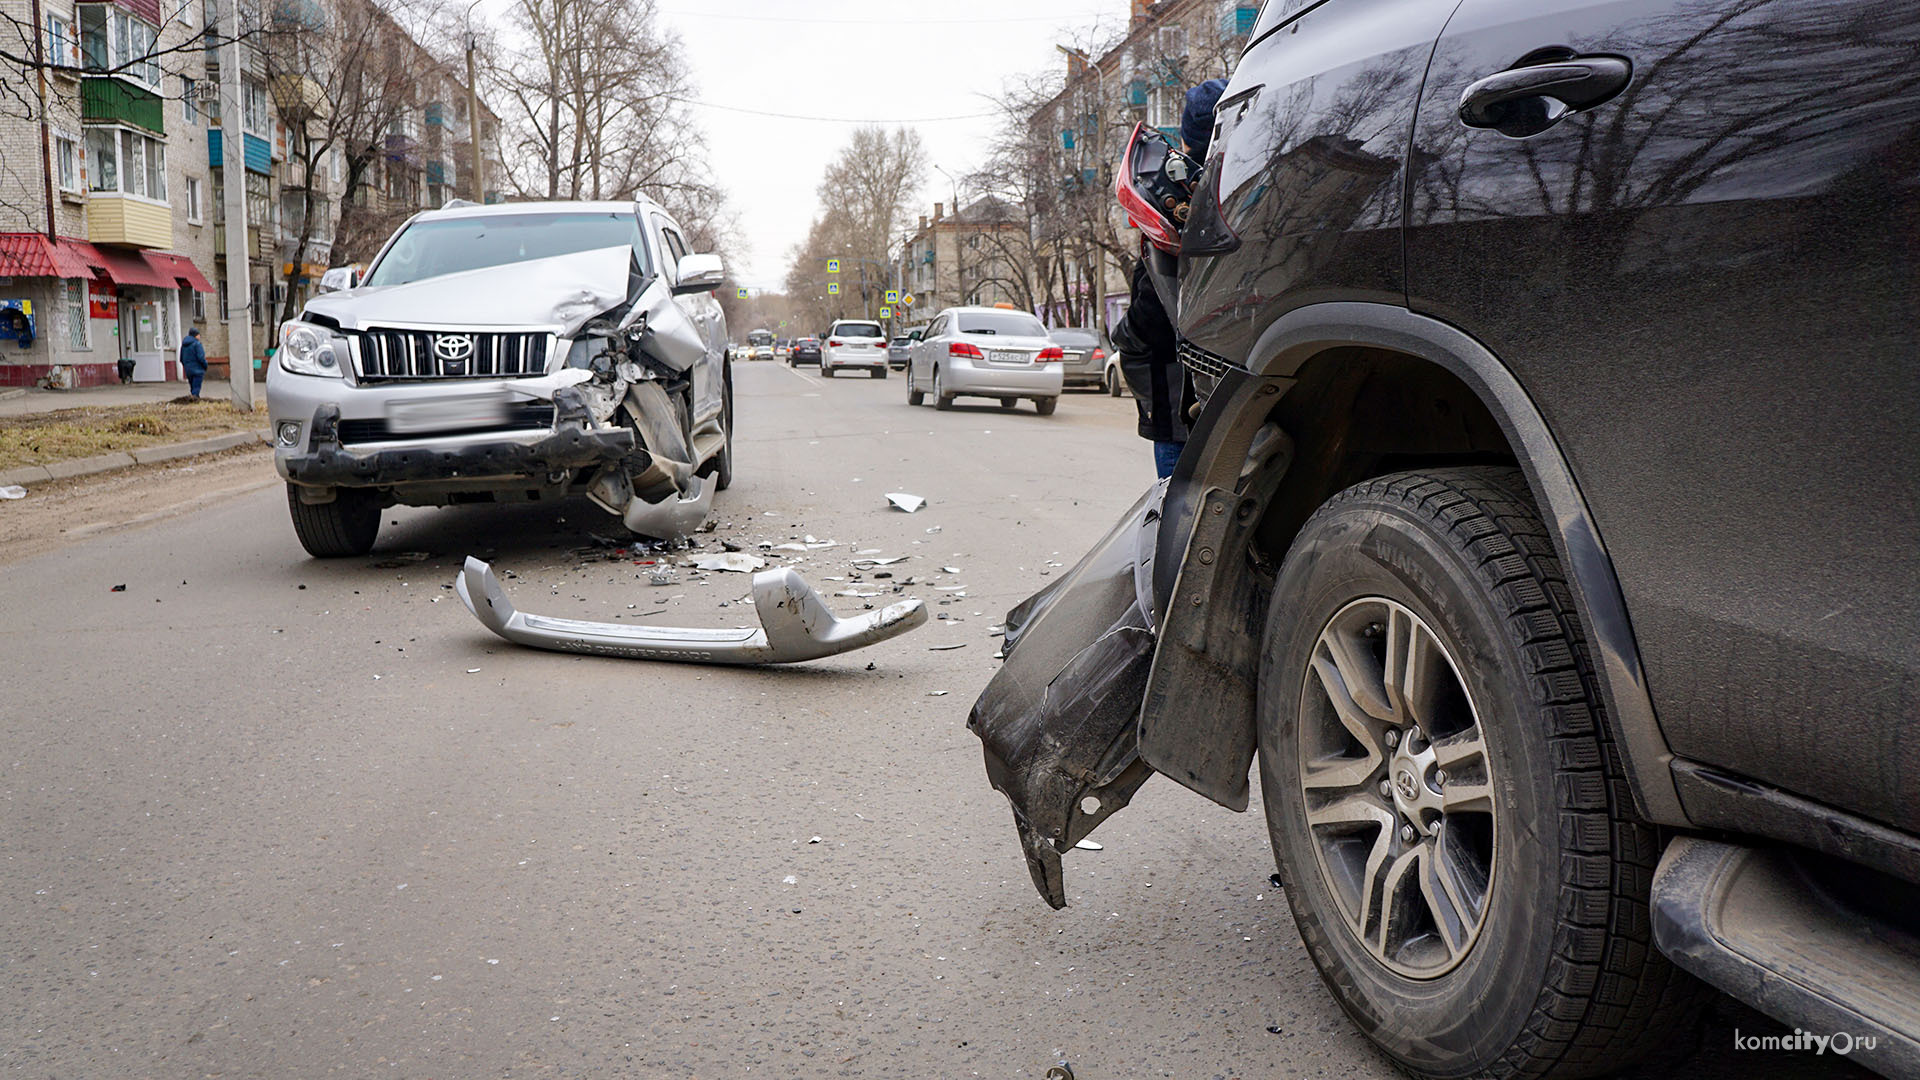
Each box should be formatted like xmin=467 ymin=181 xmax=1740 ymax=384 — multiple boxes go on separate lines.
xmin=0 ymin=233 xmax=96 ymax=279
xmin=145 ymin=252 xmax=214 ymax=292
xmin=92 ymin=246 xmax=180 ymax=289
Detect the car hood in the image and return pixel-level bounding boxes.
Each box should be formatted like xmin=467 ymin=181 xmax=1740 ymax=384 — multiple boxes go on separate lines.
xmin=303 ymin=246 xmax=633 ymax=335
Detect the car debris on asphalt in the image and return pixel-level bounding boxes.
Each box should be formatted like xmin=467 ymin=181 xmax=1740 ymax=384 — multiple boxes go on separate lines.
xmin=886 ymin=492 xmax=926 ymax=513
xmin=454 ymin=556 xmax=927 ymax=664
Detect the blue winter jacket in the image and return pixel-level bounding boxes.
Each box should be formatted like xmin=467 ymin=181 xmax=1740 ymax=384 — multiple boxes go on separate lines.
xmin=180 ymin=336 xmax=207 ymax=371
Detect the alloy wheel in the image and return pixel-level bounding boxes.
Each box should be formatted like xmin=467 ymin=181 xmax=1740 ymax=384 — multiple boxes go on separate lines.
xmin=1295 ymin=597 xmax=1497 ymax=979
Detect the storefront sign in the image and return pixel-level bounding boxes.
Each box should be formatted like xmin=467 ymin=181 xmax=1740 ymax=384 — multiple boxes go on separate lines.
xmin=89 ymin=280 xmax=118 ymax=319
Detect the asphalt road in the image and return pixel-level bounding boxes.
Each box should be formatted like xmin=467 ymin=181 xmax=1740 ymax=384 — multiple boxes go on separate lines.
xmin=0 ymin=360 xmax=1868 ymax=1078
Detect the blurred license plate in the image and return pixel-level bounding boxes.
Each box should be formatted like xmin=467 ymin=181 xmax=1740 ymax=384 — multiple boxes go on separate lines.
xmin=387 ymin=392 xmax=509 ymax=434
xmin=989 ymin=350 xmax=1026 ymax=364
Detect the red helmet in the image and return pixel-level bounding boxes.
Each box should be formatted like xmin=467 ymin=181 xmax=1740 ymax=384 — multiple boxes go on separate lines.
xmin=1114 ymin=122 xmax=1200 ymax=254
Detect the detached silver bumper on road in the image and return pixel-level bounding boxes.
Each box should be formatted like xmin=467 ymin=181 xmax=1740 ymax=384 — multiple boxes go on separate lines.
xmin=455 ymin=557 xmax=927 ymax=664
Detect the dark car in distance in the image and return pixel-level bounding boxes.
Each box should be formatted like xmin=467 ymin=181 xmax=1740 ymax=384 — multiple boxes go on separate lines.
xmin=972 ymin=1 xmax=1920 ymax=1078
xmin=787 ymin=336 xmax=821 ymax=367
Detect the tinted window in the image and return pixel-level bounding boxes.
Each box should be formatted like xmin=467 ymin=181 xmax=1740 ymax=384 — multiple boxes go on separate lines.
xmin=834 ymin=322 xmax=883 ymax=338
xmin=957 ymin=311 xmax=1046 ymax=336
xmin=366 ymin=212 xmax=645 ymax=287
xmin=1050 ymin=329 xmax=1100 ymax=347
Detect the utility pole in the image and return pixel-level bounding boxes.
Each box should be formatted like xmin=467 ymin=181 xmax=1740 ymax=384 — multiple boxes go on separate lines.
xmin=465 ymin=23 xmax=485 ymax=202
xmin=220 ymin=0 xmax=257 ymax=411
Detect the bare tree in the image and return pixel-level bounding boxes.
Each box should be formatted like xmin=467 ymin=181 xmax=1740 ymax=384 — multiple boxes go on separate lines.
xmin=786 ymin=126 xmax=925 ymax=318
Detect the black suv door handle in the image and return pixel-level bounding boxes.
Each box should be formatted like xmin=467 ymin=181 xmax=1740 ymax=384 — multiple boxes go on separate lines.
xmin=1458 ymin=54 xmax=1632 ymax=136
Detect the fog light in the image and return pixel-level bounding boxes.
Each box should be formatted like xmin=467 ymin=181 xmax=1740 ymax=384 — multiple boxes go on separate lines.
xmin=277 ymin=421 xmax=302 ymax=447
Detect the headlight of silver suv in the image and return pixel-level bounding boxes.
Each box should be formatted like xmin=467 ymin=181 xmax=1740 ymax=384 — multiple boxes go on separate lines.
xmin=278 ymin=321 xmax=343 ymax=377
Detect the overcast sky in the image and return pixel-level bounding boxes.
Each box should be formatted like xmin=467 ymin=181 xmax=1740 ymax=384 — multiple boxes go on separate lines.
xmin=654 ymin=1 xmax=1128 ymax=290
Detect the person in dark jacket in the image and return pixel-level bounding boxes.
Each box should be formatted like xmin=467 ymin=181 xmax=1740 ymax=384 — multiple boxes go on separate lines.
xmin=1113 ymin=77 xmax=1228 ymax=478
xmin=180 ymin=327 xmax=207 ymax=399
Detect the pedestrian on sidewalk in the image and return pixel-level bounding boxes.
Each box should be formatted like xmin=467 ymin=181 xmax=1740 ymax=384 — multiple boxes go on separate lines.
xmin=180 ymin=328 xmax=207 ymax=400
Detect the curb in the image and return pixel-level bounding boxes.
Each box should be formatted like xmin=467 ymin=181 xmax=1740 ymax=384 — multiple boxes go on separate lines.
xmin=0 ymin=388 xmax=24 ymax=402
xmin=0 ymin=430 xmax=269 ymax=489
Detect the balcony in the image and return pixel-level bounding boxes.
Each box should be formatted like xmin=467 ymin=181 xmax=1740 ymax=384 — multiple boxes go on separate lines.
xmin=81 ymin=76 xmax=164 ymax=135
xmin=87 ymin=193 xmax=172 ymax=249
xmin=213 ymin=225 xmax=272 ymax=261
xmin=208 ymin=129 xmax=273 ymax=175
xmin=1219 ymin=5 xmax=1258 ymax=39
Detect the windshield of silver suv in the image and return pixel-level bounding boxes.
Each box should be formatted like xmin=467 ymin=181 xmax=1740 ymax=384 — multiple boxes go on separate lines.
xmin=363 ymin=211 xmax=648 ymax=287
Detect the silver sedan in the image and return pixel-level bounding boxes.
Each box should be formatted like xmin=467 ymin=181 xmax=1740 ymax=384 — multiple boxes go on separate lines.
xmin=904 ymin=307 xmax=1064 ymax=415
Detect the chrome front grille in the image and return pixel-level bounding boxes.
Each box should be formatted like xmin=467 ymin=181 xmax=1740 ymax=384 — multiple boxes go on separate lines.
xmin=356 ymin=328 xmax=552 ymax=380
xmin=1177 ymin=339 xmax=1237 ymax=379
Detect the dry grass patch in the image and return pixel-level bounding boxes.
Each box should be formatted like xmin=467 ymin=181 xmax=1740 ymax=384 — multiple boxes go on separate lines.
xmin=0 ymin=400 xmax=262 ymax=469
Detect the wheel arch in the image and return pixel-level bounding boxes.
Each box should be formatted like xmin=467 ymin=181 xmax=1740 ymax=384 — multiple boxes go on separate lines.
xmin=1143 ymin=301 xmax=1685 ymax=825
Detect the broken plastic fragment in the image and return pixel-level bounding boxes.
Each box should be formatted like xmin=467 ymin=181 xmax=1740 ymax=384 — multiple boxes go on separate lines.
xmin=0 ymin=485 xmax=27 ymax=500
xmin=1074 ymin=839 xmax=1103 ymax=851
xmin=690 ymin=552 xmax=766 ymax=573
xmin=886 ymin=493 xmax=927 ymax=513
xmin=454 ymin=557 xmax=927 ymax=665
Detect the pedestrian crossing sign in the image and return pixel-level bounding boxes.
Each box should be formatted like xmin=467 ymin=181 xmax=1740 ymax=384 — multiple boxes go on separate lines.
xmin=827 ymin=282 xmax=840 ymax=295
xmin=736 ymin=287 xmax=748 ymax=299
xmin=884 ymin=289 xmax=900 ymax=304
xmin=826 ymin=259 xmax=841 ymax=274
xmin=880 ymin=307 xmax=892 ymax=318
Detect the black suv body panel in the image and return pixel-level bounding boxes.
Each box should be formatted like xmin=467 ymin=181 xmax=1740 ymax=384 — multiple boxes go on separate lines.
xmin=1404 ymin=0 xmax=1920 ymax=835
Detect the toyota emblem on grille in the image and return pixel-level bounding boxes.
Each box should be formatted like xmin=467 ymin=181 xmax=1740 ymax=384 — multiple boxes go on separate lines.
xmin=433 ymin=334 xmax=475 ymax=363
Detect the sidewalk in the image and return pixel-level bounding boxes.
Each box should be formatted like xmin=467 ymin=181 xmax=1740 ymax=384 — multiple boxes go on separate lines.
xmin=0 ymin=379 xmax=261 ymax=418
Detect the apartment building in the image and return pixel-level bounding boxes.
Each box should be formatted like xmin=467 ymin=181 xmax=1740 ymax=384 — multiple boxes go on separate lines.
xmin=1031 ymin=0 xmax=1256 ymax=331
xmin=898 ymin=197 xmax=1030 ymax=321
xmin=0 ymin=0 xmax=498 ymax=388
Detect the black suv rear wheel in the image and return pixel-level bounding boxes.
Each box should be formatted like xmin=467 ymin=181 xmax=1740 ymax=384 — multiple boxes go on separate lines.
xmin=1259 ymin=467 xmax=1702 ymax=1079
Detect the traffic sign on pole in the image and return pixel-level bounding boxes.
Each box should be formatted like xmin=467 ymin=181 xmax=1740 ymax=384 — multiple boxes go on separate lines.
xmin=736 ymin=287 xmax=748 ymax=299
xmin=879 ymin=306 xmax=892 ymax=318
xmin=827 ymin=282 xmax=840 ymax=295
xmin=884 ymin=289 xmax=900 ymax=305
xmin=901 ymin=293 xmax=915 ymax=308
xmin=826 ymin=259 xmax=841 ymax=274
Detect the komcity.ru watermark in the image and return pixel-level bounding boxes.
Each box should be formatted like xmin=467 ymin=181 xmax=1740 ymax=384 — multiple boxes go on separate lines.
xmin=1735 ymin=1028 xmax=1877 ymax=1055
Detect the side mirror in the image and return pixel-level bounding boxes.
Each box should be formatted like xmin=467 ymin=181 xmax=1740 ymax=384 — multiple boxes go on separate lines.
xmin=317 ymin=266 xmax=359 ymax=293
xmin=673 ymin=252 xmax=725 ymax=295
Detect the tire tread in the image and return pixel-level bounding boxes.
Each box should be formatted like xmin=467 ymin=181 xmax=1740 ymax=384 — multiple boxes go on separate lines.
xmin=1306 ymin=466 xmax=1706 ymax=1079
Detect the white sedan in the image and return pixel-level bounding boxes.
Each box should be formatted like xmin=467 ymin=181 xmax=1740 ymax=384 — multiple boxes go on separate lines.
xmin=904 ymin=307 xmax=1063 ymax=414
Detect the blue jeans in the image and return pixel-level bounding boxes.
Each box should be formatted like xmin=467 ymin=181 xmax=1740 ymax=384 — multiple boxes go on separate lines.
xmin=184 ymin=363 xmax=205 ymax=397
xmin=1154 ymin=440 xmax=1184 ymax=479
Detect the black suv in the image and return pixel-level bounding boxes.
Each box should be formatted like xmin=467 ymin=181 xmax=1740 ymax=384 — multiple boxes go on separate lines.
xmin=787 ymin=336 xmax=822 ymax=367
xmin=973 ymin=1 xmax=1919 ymax=1077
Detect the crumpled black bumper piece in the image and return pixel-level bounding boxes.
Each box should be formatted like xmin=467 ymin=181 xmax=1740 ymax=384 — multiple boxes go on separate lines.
xmin=968 ymin=483 xmax=1164 ymax=909
xmin=284 ymin=398 xmax=640 ymax=487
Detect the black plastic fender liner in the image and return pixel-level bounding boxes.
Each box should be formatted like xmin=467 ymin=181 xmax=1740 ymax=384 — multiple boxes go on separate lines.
xmin=968 ymin=484 xmax=1163 ymax=908
xmin=1145 ymin=302 xmax=1685 ymax=826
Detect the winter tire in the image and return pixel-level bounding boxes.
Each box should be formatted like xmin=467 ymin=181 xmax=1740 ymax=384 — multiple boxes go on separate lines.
xmin=933 ymin=368 xmax=953 ymax=411
xmin=1106 ymin=366 xmax=1123 ymax=397
xmin=1258 ymin=466 xmax=1702 ymax=1080
xmin=1034 ymin=396 xmax=1058 ymax=416
xmin=822 ymin=365 xmax=835 ymax=378
xmin=287 ymin=484 xmax=382 ymax=558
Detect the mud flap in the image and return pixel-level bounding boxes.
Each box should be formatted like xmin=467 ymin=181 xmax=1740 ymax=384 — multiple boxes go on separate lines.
xmin=968 ymin=484 xmax=1163 ymax=908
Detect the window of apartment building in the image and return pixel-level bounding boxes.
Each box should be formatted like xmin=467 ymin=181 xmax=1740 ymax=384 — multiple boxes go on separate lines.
xmin=249 ymin=282 xmax=262 ymax=324
xmin=60 ymin=279 xmax=91 ymax=350
xmin=79 ymin=5 xmax=159 ymax=88
xmin=185 ymin=175 xmax=203 ymax=222
xmin=217 ymin=276 xmax=228 ymax=321
xmin=181 ymin=76 xmax=198 ymax=123
xmin=243 ymin=79 xmax=269 ymax=135
xmin=47 ymin=12 xmax=81 ymax=68
xmin=330 ymin=147 xmax=343 ymax=184
xmin=191 ymin=288 xmax=206 ymax=322
xmin=85 ymin=127 xmax=166 ymax=199
xmin=53 ymin=132 xmax=83 ymax=192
